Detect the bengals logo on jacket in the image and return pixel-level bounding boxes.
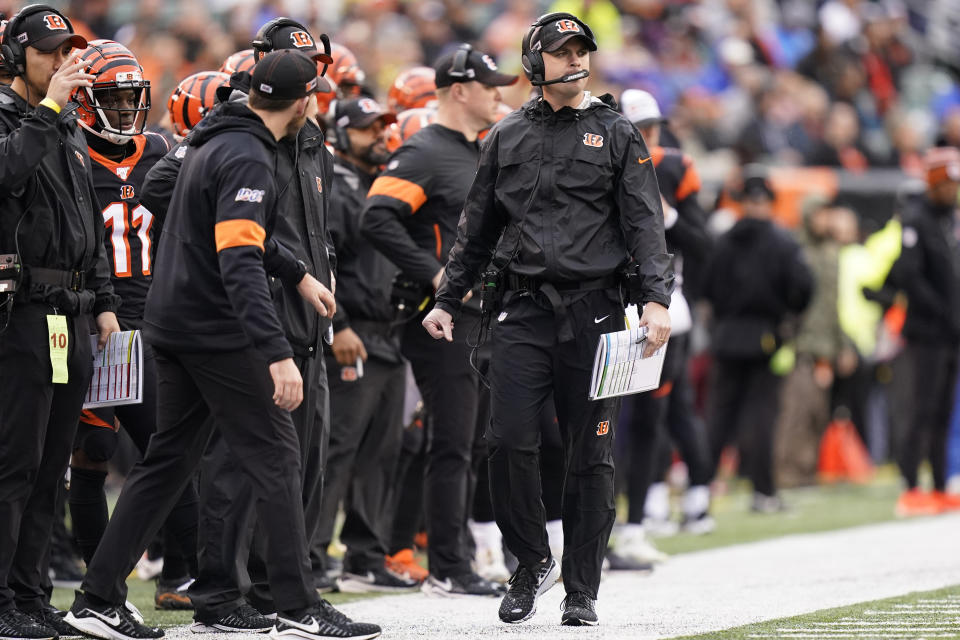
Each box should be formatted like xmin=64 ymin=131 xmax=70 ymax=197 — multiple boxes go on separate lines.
xmin=583 ymin=133 xmax=603 ymax=148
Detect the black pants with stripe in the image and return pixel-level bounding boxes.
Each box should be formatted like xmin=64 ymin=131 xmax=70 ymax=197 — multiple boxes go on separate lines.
xmin=0 ymin=302 xmax=92 ymax=613
xmin=80 ymin=347 xmax=317 ymax=613
xmin=487 ymin=290 xmax=623 ymax=599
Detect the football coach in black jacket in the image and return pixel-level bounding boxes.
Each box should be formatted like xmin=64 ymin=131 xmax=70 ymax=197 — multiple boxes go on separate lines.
xmin=65 ymin=51 xmax=381 ymax=640
xmin=141 ymin=19 xmax=344 ymax=625
xmin=0 ymin=6 xmax=120 ymax=636
xmin=423 ymin=12 xmax=672 ymax=627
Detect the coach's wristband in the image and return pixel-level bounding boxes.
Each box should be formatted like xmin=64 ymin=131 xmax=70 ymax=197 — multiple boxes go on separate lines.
xmin=39 ymin=97 xmax=61 ymax=114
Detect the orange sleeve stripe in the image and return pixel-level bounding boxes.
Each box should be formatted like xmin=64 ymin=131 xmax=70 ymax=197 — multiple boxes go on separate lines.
xmin=215 ymin=219 xmax=266 ymax=253
xmin=80 ymin=409 xmax=115 ymax=430
xmin=368 ymin=176 xmax=428 ymax=214
xmin=433 ymin=223 xmax=442 ymax=260
xmin=675 ymin=163 xmax=702 ymax=202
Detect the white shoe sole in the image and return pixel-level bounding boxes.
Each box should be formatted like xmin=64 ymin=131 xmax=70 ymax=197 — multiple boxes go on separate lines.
xmin=420 ymin=581 xmax=500 ymax=599
xmin=561 ymin=617 xmax=599 ymax=626
xmin=336 ymin=577 xmax=419 ymax=594
xmin=63 ymin=613 xmax=158 ymax=640
xmin=190 ymin=622 xmax=270 ymax=634
xmin=268 ymin=627 xmax=379 ymax=640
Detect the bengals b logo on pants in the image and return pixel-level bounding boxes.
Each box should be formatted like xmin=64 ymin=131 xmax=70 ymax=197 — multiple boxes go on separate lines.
xmin=596 ymin=420 xmax=610 ymax=436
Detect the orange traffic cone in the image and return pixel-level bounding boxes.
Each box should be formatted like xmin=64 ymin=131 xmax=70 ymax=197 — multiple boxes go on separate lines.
xmin=818 ymin=419 xmax=874 ymax=484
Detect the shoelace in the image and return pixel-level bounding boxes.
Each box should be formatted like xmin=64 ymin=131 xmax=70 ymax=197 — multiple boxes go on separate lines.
xmin=234 ymin=603 xmax=266 ymax=623
xmin=561 ymin=592 xmax=591 ymax=610
xmin=507 ymin=566 xmax=536 ymax=592
xmin=317 ymin=599 xmax=352 ymax=626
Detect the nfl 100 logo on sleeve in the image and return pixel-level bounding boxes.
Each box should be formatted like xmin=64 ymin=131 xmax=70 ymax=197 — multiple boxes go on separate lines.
xmin=235 ymin=188 xmax=265 ymax=203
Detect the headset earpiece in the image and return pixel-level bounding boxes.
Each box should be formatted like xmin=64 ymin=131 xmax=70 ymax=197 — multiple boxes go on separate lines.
xmin=251 ymin=17 xmax=307 ymax=60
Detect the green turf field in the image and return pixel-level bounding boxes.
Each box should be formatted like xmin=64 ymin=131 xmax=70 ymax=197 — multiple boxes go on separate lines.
xmin=669 ymin=584 xmax=960 ymax=639
xmin=51 ymin=466 xmax=907 ymax=628
xmin=653 ymin=466 xmax=903 ymax=556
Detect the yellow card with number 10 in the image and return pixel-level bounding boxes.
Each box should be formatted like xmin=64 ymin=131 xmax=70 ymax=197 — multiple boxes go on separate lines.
xmin=47 ymin=314 xmax=69 ymax=384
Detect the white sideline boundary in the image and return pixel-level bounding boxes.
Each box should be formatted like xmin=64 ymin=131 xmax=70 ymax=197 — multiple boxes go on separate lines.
xmin=166 ymin=513 xmax=960 ymax=640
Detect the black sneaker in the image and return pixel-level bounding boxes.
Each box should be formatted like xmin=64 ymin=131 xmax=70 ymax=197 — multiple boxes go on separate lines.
xmin=155 ymin=577 xmax=194 ymax=610
xmin=0 ymin=608 xmax=57 ymax=640
xmin=271 ymin=600 xmax=380 ymax=640
xmin=604 ymin=550 xmax=655 ymax=573
xmin=421 ymin=572 xmax=506 ymax=598
xmin=560 ymin=591 xmax=598 ymax=626
xmin=28 ymin=605 xmax=83 ymax=638
xmin=48 ymin=554 xmax=84 ymax=590
xmin=191 ymin=603 xmax=272 ymax=634
xmin=498 ymin=556 xmax=560 ymax=624
xmin=64 ymin=591 xmax=163 ymax=640
xmin=337 ymin=567 xmax=419 ymax=594
xmin=313 ymin=571 xmax=338 ymax=595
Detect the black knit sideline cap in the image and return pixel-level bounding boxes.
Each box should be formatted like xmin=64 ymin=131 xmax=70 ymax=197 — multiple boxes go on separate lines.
xmin=251 ymin=49 xmax=320 ymax=100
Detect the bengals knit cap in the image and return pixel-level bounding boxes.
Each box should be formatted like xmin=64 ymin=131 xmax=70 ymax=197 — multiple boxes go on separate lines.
xmin=252 ymin=49 xmax=320 ymax=100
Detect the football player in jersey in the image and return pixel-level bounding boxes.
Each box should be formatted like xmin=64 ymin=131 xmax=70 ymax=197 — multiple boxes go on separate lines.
xmin=68 ymin=40 xmax=199 ymax=611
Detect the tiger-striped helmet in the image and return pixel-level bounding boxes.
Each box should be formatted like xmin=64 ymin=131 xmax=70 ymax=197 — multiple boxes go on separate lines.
xmin=387 ymin=66 xmax=437 ymax=113
xmin=166 ymin=71 xmax=230 ymax=139
xmin=385 ymin=107 xmax=436 ymax=152
xmin=219 ymin=49 xmax=256 ymax=75
xmin=73 ymin=39 xmax=151 ymax=144
xmin=327 ymin=43 xmax=365 ymax=97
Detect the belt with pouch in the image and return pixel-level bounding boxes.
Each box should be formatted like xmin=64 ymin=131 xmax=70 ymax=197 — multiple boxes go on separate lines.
xmin=504 ymin=273 xmax=618 ymax=341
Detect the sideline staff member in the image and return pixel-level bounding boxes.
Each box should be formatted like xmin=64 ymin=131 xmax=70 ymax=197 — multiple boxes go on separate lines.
xmin=362 ymin=44 xmax=517 ymax=597
xmin=0 ymin=6 xmax=120 ymax=637
xmin=423 ymin=12 xmax=672 ymax=626
xmin=65 ymin=50 xmax=381 ymax=640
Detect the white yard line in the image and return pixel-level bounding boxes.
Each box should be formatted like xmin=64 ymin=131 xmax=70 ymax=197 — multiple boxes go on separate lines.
xmin=166 ymin=513 xmax=960 ymax=640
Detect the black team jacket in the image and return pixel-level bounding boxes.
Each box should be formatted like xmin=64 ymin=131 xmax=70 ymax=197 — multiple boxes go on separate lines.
xmin=433 ymin=94 xmax=673 ymax=316
xmin=143 ymin=101 xmax=305 ymax=363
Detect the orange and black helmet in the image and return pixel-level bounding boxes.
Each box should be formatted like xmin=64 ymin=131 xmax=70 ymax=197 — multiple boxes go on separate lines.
xmin=385 ymin=107 xmax=436 ymax=152
xmin=73 ymin=39 xmax=151 ymax=144
xmin=220 ymin=49 xmax=256 ymax=75
xmin=167 ymin=71 xmax=230 ymax=139
xmin=387 ymin=66 xmax=437 ymax=113
xmin=315 ymin=74 xmax=338 ymax=117
xmin=327 ymin=43 xmax=365 ymax=97
xmin=478 ymin=102 xmax=513 ymax=140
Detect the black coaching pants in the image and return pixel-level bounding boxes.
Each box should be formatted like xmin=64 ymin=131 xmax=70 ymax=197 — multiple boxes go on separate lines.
xmin=0 ymin=303 xmax=92 ymax=612
xmin=488 ymin=290 xmax=623 ymax=599
xmin=188 ymin=352 xmax=328 ymax=618
xmin=898 ymin=341 xmax=959 ymax=491
xmin=315 ymin=355 xmax=405 ymax=573
xmin=401 ymin=310 xmax=480 ymax=579
xmin=80 ymin=347 xmax=317 ymax=613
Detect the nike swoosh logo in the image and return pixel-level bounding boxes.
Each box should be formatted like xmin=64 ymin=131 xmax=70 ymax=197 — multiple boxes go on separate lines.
xmin=433 ymin=578 xmax=453 ymax=591
xmin=279 ymin=617 xmax=320 ymax=634
xmin=86 ymin=609 xmax=121 ymax=626
xmin=594 ymin=315 xmax=610 ymax=324
xmin=638 ymin=156 xmax=651 ymax=164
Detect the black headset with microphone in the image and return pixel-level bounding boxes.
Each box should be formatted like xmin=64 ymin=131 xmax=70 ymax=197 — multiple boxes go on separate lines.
xmin=521 ymin=12 xmax=595 ymax=87
xmin=251 ymin=16 xmax=332 ymax=77
xmin=1 ymin=4 xmax=74 ymax=76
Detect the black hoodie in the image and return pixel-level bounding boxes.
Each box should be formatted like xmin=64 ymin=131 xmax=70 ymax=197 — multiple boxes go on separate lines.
xmin=433 ymin=94 xmax=673 ymax=316
xmin=143 ymin=101 xmax=304 ymax=363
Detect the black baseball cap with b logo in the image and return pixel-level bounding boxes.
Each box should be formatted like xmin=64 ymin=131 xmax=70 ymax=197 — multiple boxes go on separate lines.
xmin=9 ymin=7 xmax=86 ymax=52
xmin=251 ymin=49 xmax=321 ymax=100
xmin=536 ymin=15 xmax=597 ymax=53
